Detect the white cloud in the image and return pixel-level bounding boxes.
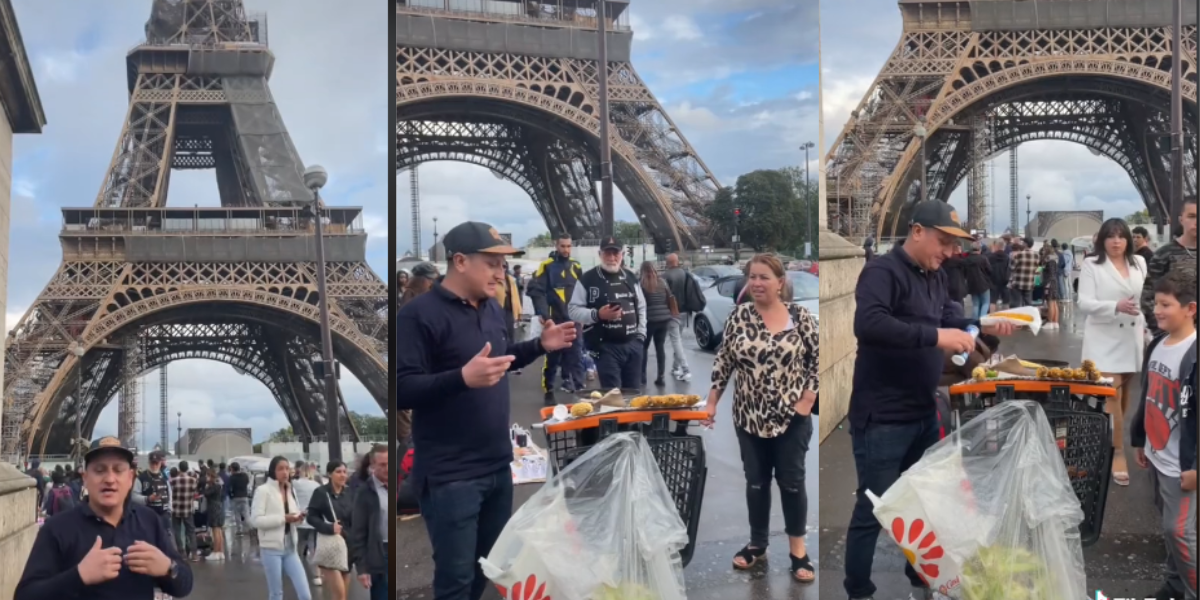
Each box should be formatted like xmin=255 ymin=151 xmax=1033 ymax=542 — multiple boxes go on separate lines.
xmin=663 ymin=16 xmax=703 ymax=41
xmin=35 ymin=51 xmax=88 ymax=84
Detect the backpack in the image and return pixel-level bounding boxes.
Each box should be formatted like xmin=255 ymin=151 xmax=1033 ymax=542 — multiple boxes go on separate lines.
xmin=679 ymin=272 xmax=707 ymax=313
xmin=49 ymin=486 xmax=74 ymax=514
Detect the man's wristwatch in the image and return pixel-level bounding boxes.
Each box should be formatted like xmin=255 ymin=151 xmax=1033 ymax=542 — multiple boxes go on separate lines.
xmin=167 ymin=560 xmax=179 ymax=580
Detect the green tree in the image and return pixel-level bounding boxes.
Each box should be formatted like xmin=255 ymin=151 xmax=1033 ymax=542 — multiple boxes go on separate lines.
xmin=350 ymin=411 xmax=388 ymax=440
xmin=1124 ymin=209 xmax=1152 ymax=225
xmin=526 ymin=232 xmax=553 ymax=247
xmin=779 ymin=166 xmax=820 ymax=257
xmin=266 ymin=426 xmax=295 ymax=443
xmin=613 ymin=220 xmax=645 ymax=242
xmin=706 ymin=169 xmax=806 ymax=252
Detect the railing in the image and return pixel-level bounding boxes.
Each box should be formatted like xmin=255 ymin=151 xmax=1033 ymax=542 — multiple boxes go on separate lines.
xmin=61 ymin=207 xmax=366 ymax=237
xmin=398 ymin=0 xmax=631 ymax=31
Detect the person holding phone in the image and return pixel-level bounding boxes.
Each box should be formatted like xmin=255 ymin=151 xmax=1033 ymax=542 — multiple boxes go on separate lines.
xmin=307 ymin=461 xmax=354 ymax=600
xmin=252 ymin=456 xmax=312 ymax=600
xmin=569 ymin=236 xmax=648 ymax=391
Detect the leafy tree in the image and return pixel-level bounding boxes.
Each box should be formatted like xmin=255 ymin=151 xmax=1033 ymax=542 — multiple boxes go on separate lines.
xmin=705 ymin=170 xmax=806 ymax=251
xmin=526 ymin=232 xmax=553 ymax=247
xmin=1124 ymin=209 xmax=1152 ymax=225
xmin=266 ymin=426 xmax=295 ymax=443
xmin=350 ymin=411 xmax=388 ymax=440
xmin=780 ymin=166 xmax=820 ymax=257
xmin=613 ymin=220 xmax=646 ymax=243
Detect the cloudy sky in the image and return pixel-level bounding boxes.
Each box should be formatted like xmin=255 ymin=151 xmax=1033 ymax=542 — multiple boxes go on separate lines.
xmin=10 ymin=0 xmax=388 ymax=447
xmin=821 ymin=0 xmax=1146 ymax=234
xmin=396 ymin=0 xmax=820 ymax=253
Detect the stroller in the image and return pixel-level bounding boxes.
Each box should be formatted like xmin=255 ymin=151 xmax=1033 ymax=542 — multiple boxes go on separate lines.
xmin=191 ymin=497 xmax=213 ymax=558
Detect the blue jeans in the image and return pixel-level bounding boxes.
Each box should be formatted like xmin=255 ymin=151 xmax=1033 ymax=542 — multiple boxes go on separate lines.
xmin=371 ymin=573 xmax=389 ymax=600
xmin=261 ymin=540 xmax=312 ymax=600
xmin=971 ymin=290 xmax=990 ymax=320
xmin=596 ymin=338 xmax=644 ymax=390
xmin=542 ymin=322 xmax=584 ymax=392
xmin=844 ymin=415 xmax=941 ymax=599
xmin=420 ymin=468 xmax=514 ymax=600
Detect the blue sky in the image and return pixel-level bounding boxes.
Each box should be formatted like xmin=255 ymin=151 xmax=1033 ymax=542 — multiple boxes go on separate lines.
xmin=9 ymin=0 xmax=387 ymax=447
xmin=821 ymin=0 xmax=1147 ymax=234
xmin=396 ymin=0 xmax=821 ymax=253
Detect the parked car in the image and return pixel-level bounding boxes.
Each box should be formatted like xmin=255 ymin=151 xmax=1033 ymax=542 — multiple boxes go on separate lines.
xmin=692 ymin=271 xmax=820 ymax=350
xmin=691 ymin=265 xmax=742 ymax=285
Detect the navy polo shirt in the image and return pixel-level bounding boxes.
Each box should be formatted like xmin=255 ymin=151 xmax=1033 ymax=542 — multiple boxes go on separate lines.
xmin=396 ymin=283 xmax=546 ymax=491
xmin=850 ymin=245 xmax=977 ymax=428
xmin=16 ymin=500 xmax=193 ymax=600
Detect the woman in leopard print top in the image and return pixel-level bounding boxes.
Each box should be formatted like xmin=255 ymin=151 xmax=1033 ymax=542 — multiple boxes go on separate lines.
xmin=702 ymin=254 xmax=819 ymax=584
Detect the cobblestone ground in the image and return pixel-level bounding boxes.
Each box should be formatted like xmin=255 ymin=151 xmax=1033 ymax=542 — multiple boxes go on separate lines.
xmin=819 ymin=308 xmax=1177 ymax=599
xmin=399 ymin=328 xmax=820 ymax=599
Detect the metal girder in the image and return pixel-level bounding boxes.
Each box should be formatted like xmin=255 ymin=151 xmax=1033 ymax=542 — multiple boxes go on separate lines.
xmin=826 ymin=16 xmax=1199 ymax=241
xmin=396 ymin=26 xmax=720 ymax=250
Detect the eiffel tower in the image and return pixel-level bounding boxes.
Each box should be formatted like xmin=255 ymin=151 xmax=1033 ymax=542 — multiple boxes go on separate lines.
xmin=1 ymin=0 xmax=388 ymax=459
xmin=396 ymin=0 xmax=721 ymax=251
xmin=827 ymin=0 xmax=1197 ymax=240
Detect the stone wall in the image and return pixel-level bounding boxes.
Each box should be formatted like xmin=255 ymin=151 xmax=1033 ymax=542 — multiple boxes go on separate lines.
xmin=0 ymin=464 xmax=36 ymax=598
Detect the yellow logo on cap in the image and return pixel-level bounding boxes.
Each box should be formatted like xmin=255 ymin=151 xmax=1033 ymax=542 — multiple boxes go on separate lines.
xmin=96 ymin=436 xmax=122 ymax=448
xmin=949 ymin=210 xmax=960 ymax=224
xmin=488 ymin=227 xmax=502 ymax=241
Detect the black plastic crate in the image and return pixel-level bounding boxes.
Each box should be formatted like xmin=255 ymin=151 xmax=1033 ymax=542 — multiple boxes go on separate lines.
xmin=958 ymin=385 xmax=1113 ymax=547
xmin=556 ymin=414 xmax=707 ymax=568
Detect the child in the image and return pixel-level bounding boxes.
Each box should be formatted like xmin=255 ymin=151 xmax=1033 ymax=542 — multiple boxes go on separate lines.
xmin=1132 ymin=270 xmax=1198 ymax=600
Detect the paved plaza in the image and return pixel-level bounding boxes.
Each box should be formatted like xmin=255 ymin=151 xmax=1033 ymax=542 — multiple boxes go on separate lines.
xmin=817 ymin=308 xmax=1177 ymax=599
xmin=398 ymin=329 xmax=820 ymax=600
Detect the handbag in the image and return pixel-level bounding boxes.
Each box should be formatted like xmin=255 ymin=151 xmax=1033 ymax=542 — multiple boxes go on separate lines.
xmin=313 ymin=489 xmax=349 ymax=571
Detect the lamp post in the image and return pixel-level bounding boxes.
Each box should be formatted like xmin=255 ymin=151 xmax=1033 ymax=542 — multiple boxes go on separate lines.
xmin=1169 ymin=0 xmax=1183 ymax=224
xmin=432 ymin=216 xmax=440 ymax=261
xmin=1026 ymin=194 xmax=1032 ymax=237
xmin=914 ymin=118 xmax=929 ymax=203
xmin=596 ymin=0 xmax=614 ymax=237
xmin=69 ymin=343 xmax=85 ymax=467
xmin=801 ymin=141 xmax=815 ymax=257
xmin=176 ymin=411 xmax=181 ymax=455
xmin=303 ymin=164 xmax=343 ymax=463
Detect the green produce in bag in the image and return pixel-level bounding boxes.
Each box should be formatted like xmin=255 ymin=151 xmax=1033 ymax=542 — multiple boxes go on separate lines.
xmin=959 ymin=546 xmax=1054 ymax=600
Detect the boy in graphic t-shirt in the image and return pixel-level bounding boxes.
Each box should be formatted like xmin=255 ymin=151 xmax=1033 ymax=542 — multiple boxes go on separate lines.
xmin=1132 ymin=270 xmax=1198 ymax=600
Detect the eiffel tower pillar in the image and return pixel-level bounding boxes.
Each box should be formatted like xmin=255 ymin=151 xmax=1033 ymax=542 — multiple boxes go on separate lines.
xmin=816 ymin=40 xmax=867 ymax=442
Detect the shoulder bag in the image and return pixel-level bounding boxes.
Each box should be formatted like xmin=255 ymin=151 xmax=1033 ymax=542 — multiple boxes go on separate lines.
xmin=313 ymin=488 xmax=349 ymax=571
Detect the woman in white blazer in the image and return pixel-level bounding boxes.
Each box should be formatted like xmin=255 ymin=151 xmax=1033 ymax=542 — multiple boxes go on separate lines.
xmin=1077 ymin=219 xmax=1147 ymax=486
xmin=252 ymin=456 xmax=313 ymax=600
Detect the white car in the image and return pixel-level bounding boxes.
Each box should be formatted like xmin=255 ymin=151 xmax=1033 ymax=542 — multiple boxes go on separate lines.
xmin=692 ymin=271 xmax=820 ymax=350
xmin=690 ymin=265 xmax=743 ymax=286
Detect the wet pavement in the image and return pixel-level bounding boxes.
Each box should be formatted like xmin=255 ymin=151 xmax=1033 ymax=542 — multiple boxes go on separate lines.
xmin=172 ymin=532 xmax=371 ymax=599
xmin=398 ymin=328 xmax=820 ymax=599
xmin=818 ymin=308 xmax=1175 ymax=599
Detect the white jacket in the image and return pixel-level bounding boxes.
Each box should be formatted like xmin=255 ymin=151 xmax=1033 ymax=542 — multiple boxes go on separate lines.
xmin=250 ymin=480 xmax=301 ymax=551
xmin=1078 ymin=254 xmax=1146 ymax=373
xmin=292 ymin=478 xmax=320 ymax=530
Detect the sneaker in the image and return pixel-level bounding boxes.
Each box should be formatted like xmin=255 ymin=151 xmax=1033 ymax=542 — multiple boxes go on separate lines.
xmin=313 ymin=576 xmax=323 ymax=586
xmin=205 ymin=552 xmax=223 ymax=562
xmin=654 ymin=377 xmax=665 ymax=387
xmin=671 ymin=367 xmax=683 ymax=379
xmin=543 ymin=391 xmax=556 ymax=406
xmin=680 ymin=369 xmax=692 ymax=381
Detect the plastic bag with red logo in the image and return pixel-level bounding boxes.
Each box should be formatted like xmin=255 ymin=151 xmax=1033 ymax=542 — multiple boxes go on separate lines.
xmin=479 ymin=432 xmax=689 ymax=600
xmin=867 ymin=401 xmax=1087 ymax=599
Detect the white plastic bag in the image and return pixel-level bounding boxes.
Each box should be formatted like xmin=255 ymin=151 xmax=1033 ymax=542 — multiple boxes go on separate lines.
xmin=480 ymin=432 xmax=689 ymax=600
xmin=869 ymin=401 xmax=1087 ymax=599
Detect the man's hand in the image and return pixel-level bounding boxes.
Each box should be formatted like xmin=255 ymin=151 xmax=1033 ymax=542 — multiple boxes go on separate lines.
xmin=794 ymin=391 xmax=817 ymax=416
xmin=936 ymin=329 xmax=975 ymax=354
xmin=1135 ymin=448 xmax=1150 ymax=469
xmin=358 ymin=573 xmax=372 ymax=588
xmin=539 ymin=321 xmax=578 ymax=352
xmin=461 ymin=342 xmax=516 ymax=388
xmin=77 ymin=536 xmax=123 ymax=585
xmin=126 ymin=540 xmax=171 ymax=577
xmin=981 ymin=321 xmax=1015 ymax=336
xmin=598 ymin=304 xmax=623 ymax=321
xmin=1182 ymin=470 xmax=1197 ymax=492
xmin=332 ymin=521 xmax=342 ymax=535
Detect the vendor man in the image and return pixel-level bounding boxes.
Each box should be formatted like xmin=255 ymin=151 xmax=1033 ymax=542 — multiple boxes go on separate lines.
xmin=396 ymin=221 xmax=576 ymax=600
xmin=16 ymin=436 xmax=193 ymax=600
xmin=843 ymin=201 xmax=1014 ymax=600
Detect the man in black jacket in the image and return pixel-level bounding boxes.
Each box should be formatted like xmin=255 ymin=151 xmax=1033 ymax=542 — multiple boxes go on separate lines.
xmin=962 ymin=241 xmax=993 ymax=319
xmin=568 ymin=236 xmax=647 ymax=391
xmin=527 ymin=235 xmax=585 ymax=403
xmin=986 ymin=239 xmax=1010 ymax=311
xmin=351 ymin=444 xmax=389 ymax=600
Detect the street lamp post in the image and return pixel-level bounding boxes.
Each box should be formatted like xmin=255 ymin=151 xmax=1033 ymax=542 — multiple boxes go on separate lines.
xmin=801 ymin=141 xmax=815 ymax=257
xmin=914 ymin=118 xmax=929 ymax=203
xmin=1026 ymin=194 xmax=1032 ymax=237
xmin=1169 ymin=0 xmax=1184 ymax=224
xmin=303 ymin=164 xmax=343 ymax=463
xmin=432 ymin=216 xmax=440 ymax=260
xmin=69 ymin=343 xmax=85 ymax=467
xmin=595 ymin=0 xmax=614 ymax=237
xmin=176 ymin=411 xmax=181 ymax=455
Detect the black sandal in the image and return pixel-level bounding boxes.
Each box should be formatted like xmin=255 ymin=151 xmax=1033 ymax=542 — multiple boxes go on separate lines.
xmin=790 ymin=554 xmax=815 ymax=583
xmin=732 ymin=545 xmax=767 ymax=570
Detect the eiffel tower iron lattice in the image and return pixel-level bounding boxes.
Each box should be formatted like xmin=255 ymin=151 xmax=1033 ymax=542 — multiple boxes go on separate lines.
xmin=395 ymin=0 xmax=721 ymax=252
xmin=826 ymin=0 xmax=1198 ymax=241
xmin=1 ymin=0 xmax=388 ymax=460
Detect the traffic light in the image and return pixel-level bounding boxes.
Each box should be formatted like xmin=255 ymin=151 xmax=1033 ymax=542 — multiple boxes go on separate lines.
xmin=734 ymin=207 xmax=742 ymax=221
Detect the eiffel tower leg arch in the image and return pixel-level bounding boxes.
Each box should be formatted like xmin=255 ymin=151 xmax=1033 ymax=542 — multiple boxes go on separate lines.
xmin=21 ymin=294 xmax=384 ymax=457
xmin=876 ymin=66 xmax=1198 ymax=239
xmin=397 ymin=82 xmax=688 ymax=251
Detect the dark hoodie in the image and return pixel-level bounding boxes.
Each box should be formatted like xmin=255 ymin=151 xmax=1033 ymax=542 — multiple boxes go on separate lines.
xmin=1131 ymin=332 xmax=1198 ymax=475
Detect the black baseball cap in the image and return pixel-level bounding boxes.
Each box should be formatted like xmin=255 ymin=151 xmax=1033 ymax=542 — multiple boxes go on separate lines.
xmin=410 ymin=262 xmax=438 ymax=278
xmin=909 ymin=201 xmax=973 ymax=240
xmin=84 ymin=436 xmax=135 ymax=465
xmin=443 ymin=222 xmax=523 ymax=256
xmin=599 ymin=236 xmax=623 ymax=251
xmin=148 ymin=449 xmax=166 ymax=463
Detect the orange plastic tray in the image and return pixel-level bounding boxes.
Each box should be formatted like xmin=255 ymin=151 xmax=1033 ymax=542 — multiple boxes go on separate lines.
xmin=949 ymin=380 xmax=1115 ymax=398
xmin=538 ymin=405 xmax=708 ymax=434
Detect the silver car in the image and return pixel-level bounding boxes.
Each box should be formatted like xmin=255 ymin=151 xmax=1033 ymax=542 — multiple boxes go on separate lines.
xmin=692 ymin=271 xmax=820 ymax=351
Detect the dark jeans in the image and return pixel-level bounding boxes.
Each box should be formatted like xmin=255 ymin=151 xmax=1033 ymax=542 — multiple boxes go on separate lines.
xmin=370 ymin=573 xmax=389 ymax=600
xmin=844 ymin=414 xmax=940 ymax=599
xmin=172 ymin=514 xmax=197 ymax=556
xmin=419 ymin=468 xmax=514 ymax=600
xmin=1010 ymin=287 xmax=1033 ymax=308
xmin=155 ymin=511 xmax=175 ymax=547
xmin=542 ymin=322 xmax=584 ymax=392
xmin=736 ymin=415 xmax=813 ymax=548
xmin=641 ymin=320 xmax=670 ymax=384
xmin=596 ymin=338 xmax=644 ymax=390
